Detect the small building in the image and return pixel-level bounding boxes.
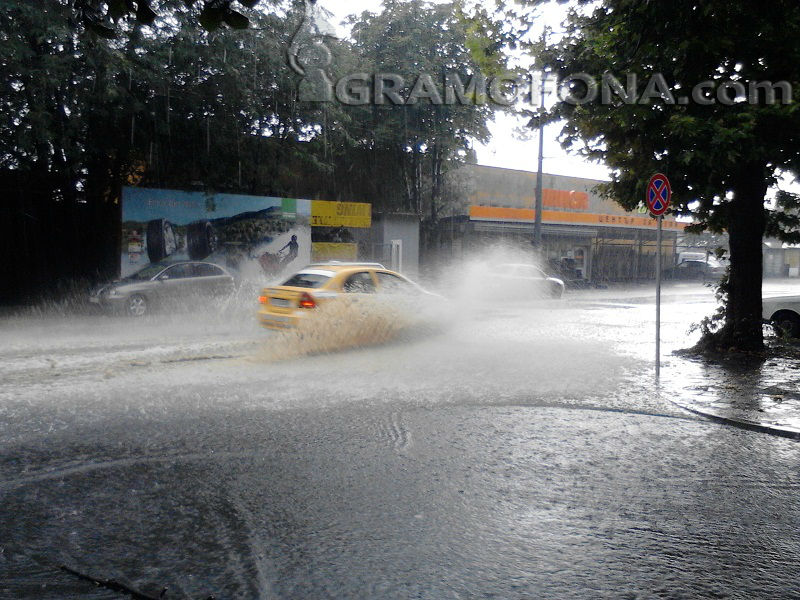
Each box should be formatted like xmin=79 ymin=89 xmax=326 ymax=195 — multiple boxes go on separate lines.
xmin=351 ymin=213 xmax=421 ymax=277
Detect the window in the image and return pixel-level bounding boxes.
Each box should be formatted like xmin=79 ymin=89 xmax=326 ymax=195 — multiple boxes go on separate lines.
xmin=343 ymin=272 xmax=376 ymax=293
xmin=282 ymin=272 xmax=332 ymax=288
xmin=195 ymin=263 xmax=224 ymax=277
xmin=376 ymin=272 xmax=415 ymax=294
xmin=162 ymin=264 xmax=194 ymax=279
xmin=133 ymin=263 xmax=170 ymax=280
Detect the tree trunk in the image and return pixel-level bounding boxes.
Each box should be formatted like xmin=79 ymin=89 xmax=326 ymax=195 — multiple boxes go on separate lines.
xmin=719 ymin=169 xmax=768 ymax=351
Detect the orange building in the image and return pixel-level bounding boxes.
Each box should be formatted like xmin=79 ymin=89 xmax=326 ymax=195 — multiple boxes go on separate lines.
xmin=440 ymin=165 xmax=684 ymax=282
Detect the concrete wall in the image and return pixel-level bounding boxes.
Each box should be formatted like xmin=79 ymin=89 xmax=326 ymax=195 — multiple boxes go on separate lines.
xmin=369 ymin=214 xmax=420 ymax=277
xmin=457 ymin=164 xmax=626 ymax=214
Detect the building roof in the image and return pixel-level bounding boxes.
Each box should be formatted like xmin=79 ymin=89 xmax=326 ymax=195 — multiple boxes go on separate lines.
xmin=462 ymin=163 xmax=610 ymax=187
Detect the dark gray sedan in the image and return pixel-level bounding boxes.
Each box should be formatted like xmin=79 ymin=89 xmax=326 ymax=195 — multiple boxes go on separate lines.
xmin=663 ymin=260 xmax=726 ymax=282
xmin=89 ymin=261 xmax=236 ymax=316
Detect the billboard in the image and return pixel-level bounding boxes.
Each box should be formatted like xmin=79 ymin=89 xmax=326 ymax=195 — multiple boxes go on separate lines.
xmin=121 ymin=187 xmax=372 ymax=280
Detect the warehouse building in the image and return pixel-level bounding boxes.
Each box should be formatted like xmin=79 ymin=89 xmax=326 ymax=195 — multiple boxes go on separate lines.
xmin=438 ymin=164 xmax=685 ymax=283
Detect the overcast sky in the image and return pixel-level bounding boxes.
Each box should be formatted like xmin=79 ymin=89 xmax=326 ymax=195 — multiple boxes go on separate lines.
xmin=321 ymin=0 xmax=612 ymax=181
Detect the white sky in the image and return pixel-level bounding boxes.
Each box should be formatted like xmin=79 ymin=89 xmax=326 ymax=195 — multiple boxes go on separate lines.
xmin=322 ymin=0 xmax=612 ymax=181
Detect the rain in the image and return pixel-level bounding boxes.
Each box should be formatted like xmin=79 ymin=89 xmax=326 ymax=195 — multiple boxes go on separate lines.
xmin=3 ymin=0 xmax=800 ymax=598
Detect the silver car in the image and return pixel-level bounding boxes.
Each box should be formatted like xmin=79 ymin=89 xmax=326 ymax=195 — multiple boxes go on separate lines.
xmin=89 ymin=261 xmax=236 ymax=317
xmin=490 ymin=263 xmax=566 ymax=299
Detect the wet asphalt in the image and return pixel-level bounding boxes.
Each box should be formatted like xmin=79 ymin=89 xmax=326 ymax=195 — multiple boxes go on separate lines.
xmin=1 ymin=282 xmax=799 ymax=599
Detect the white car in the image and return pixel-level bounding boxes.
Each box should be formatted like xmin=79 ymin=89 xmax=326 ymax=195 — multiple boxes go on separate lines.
xmin=490 ymin=263 xmax=566 ymax=299
xmin=763 ymin=296 xmax=800 ymax=337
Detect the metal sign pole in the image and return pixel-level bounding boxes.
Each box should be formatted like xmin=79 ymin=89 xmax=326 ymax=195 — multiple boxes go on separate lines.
xmin=647 ymin=173 xmax=671 ymax=382
xmin=533 ymin=68 xmax=547 ymax=249
xmin=656 ymin=215 xmax=663 ymax=380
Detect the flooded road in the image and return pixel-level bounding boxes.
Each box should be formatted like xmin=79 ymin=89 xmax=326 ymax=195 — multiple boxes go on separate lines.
xmin=1 ymin=282 xmax=799 ymax=598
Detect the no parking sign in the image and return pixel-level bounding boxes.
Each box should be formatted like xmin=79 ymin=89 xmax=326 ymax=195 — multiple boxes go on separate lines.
xmin=647 ymin=173 xmax=672 ymax=216
xmin=647 ymin=173 xmax=672 ymax=380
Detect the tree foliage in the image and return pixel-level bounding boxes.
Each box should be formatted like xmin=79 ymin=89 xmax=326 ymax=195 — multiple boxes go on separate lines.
xmin=511 ymin=0 xmax=800 ymax=350
xmin=345 ymin=0 xmax=501 ymax=217
xmin=74 ymin=0 xmax=265 ymax=37
xmin=0 ymin=0 xmax=502 ymax=301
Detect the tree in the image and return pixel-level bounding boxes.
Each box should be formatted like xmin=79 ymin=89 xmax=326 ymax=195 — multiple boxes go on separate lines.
xmin=345 ymin=0 xmax=502 ymax=241
xmin=73 ymin=0 xmax=264 ymax=37
xmin=0 ymin=0 xmax=305 ymax=300
xmin=0 ymin=0 xmax=504 ymax=302
xmin=521 ymin=0 xmax=800 ymax=351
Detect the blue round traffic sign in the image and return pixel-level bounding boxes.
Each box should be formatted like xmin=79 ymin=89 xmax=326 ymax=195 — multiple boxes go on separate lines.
xmin=647 ymin=173 xmax=672 ymax=216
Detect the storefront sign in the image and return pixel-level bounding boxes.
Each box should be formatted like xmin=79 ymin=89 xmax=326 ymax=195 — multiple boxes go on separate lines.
xmin=468 ymin=206 xmax=686 ymax=230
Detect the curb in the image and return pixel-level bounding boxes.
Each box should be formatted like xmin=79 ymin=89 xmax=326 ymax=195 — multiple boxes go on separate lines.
xmin=670 ymin=400 xmax=800 ymax=441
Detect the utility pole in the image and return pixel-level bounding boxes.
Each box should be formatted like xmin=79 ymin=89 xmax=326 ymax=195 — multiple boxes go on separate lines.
xmin=656 ymin=215 xmax=663 ymax=380
xmin=533 ymin=30 xmax=548 ymax=249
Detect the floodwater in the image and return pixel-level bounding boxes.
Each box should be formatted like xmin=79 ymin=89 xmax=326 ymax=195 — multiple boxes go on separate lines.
xmin=1 ymin=277 xmax=799 ymax=598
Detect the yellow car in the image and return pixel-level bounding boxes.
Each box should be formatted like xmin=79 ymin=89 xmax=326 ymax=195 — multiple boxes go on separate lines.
xmin=258 ymin=262 xmax=437 ymax=330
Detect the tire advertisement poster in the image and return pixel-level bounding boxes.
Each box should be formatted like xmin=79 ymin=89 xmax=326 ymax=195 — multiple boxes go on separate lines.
xmin=121 ymin=187 xmax=371 ymax=281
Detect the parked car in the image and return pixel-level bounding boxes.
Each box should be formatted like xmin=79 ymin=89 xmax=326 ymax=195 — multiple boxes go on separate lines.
xmin=258 ymin=262 xmax=440 ymax=330
xmin=763 ymin=295 xmax=800 ymax=338
xmin=664 ymin=259 xmax=727 ymax=282
xmin=90 ymin=261 xmax=236 ymax=317
xmin=487 ymin=263 xmax=565 ymax=299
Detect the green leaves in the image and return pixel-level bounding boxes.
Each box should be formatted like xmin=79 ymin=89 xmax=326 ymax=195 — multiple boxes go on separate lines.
xmin=77 ymin=1 xmax=260 ymax=35
xmin=198 ymin=4 xmax=250 ymax=31
xmin=84 ymin=20 xmax=118 ymax=39
xmin=135 ymin=1 xmax=158 ymax=25
xmin=222 ymin=9 xmax=250 ymax=29
xmin=766 ymin=191 xmax=800 ymax=244
xmin=197 ymin=4 xmax=224 ymax=31
xmin=7 ymin=0 xmax=501 ymax=219
xmin=516 ymin=0 xmax=800 ymax=232
xmin=107 ymin=0 xmax=133 ymax=20
xmin=342 ymin=0 xmax=501 ymax=214
xmin=508 ymin=0 xmax=800 ymax=347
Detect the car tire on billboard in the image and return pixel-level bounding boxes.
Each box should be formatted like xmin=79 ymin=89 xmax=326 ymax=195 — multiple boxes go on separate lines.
xmin=146 ymin=219 xmax=177 ymax=263
xmin=187 ymin=220 xmax=218 ymax=260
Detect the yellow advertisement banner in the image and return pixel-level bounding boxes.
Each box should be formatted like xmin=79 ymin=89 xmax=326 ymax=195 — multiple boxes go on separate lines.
xmin=311 ymin=201 xmax=372 ymax=228
xmin=312 ymin=243 xmax=358 ymax=262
